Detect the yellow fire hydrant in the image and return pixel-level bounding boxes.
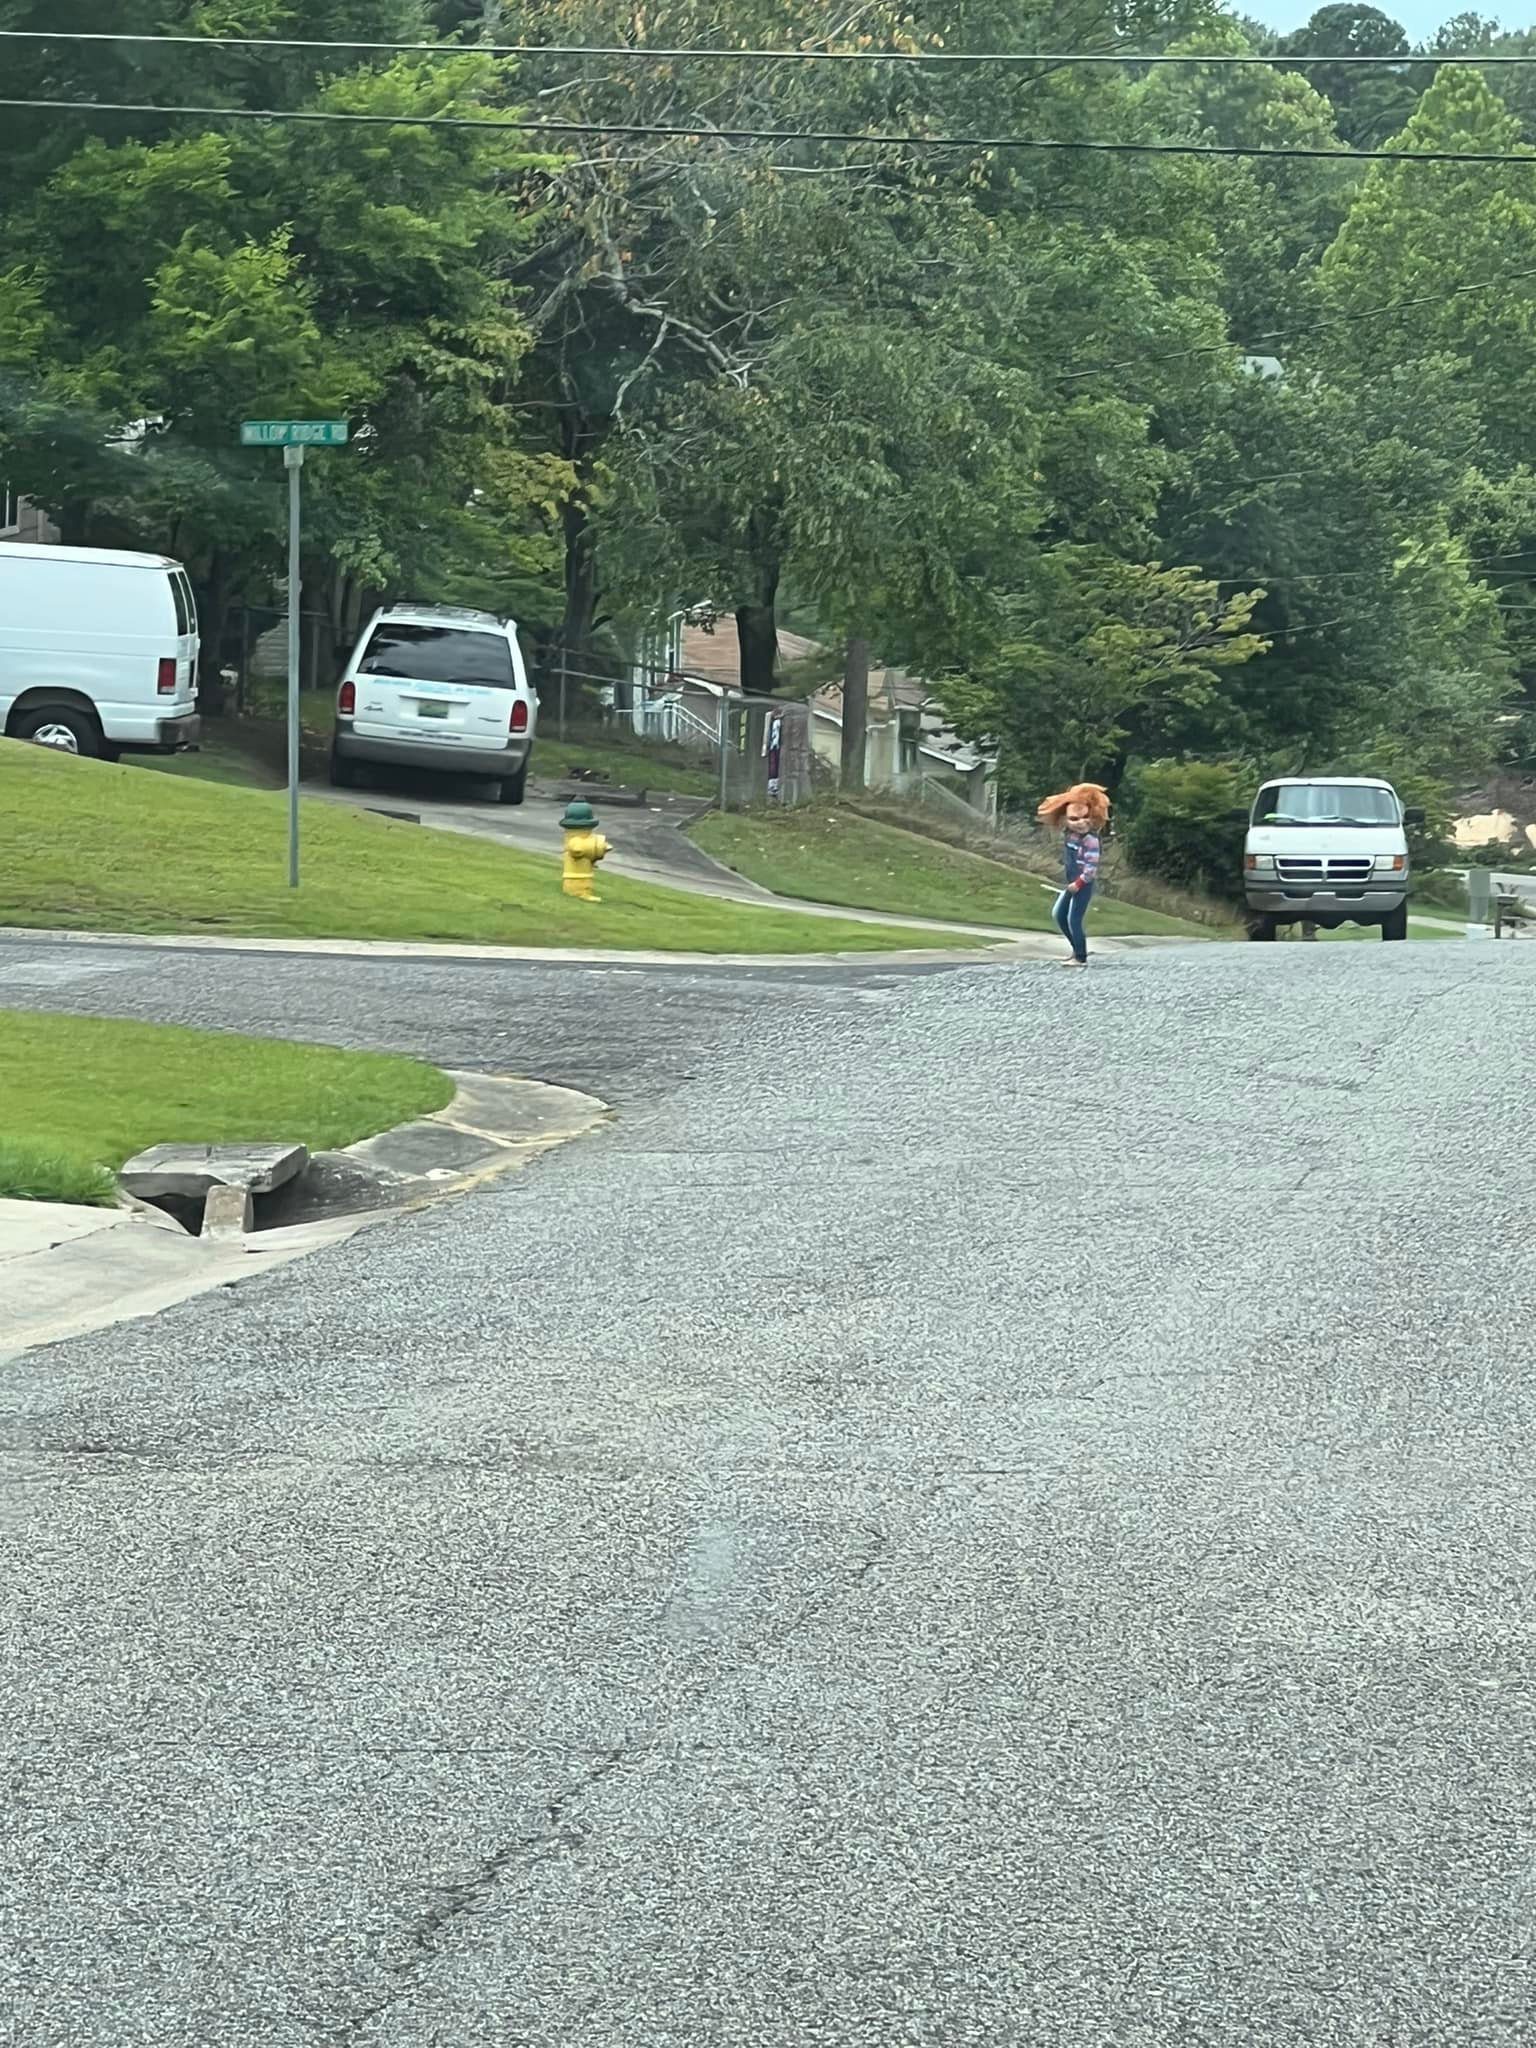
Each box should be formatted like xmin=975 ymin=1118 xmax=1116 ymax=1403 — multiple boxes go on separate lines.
xmin=560 ymin=798 xmax=610 ymax=901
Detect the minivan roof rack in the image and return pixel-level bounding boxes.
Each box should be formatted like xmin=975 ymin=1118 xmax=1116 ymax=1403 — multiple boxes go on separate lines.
xmin=383 ymin=600 xmax=505 ymax=626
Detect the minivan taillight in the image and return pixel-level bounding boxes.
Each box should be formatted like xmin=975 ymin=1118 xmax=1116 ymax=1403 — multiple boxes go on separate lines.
xmin=157 ymin=658 xmax=177 ymax=696
xmin=510 ymin=699 xmax=529 ymax=735
xmin=338 ymin=679 xmax=356 ymax=716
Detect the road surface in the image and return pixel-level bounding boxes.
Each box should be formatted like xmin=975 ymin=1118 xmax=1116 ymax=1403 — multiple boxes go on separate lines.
xmin=2 ymin=931 xmax=1532 ymax=2046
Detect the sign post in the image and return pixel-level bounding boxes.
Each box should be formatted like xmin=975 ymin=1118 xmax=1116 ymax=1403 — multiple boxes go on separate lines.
xmin=239 ymin=420 xmax=349 ymax=888
xmin=284 ymin=445 xmax=304 ymax=890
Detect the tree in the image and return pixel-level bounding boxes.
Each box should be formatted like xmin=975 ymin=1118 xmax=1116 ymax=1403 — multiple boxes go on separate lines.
xmin=1276 ymin=5 xmax=1418 ymax=146
xmin=0 ymin=25 xmax=569 ymax=664
xmin=513 ymin=0 xmax=1231 ymax=691
xmin=940 ymin=552 xmax=1267 ymax=802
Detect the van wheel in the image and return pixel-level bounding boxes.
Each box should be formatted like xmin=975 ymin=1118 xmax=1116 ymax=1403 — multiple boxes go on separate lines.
xmin=1381 ymin=904 xmax=1409 ymax=941
xmin=329 ymin=744 xmax=360 ymax=789
xmin=15 ymin=706 xmax=101 ymax=758
xmin=498 ymin=762 xmax=527 ymax=807
xmin=1248 ymin=915 xmax=1277 ymax=941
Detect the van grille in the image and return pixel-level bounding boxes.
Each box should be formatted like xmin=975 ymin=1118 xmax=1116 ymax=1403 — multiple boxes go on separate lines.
xmin=1276 ymin=855 xmax=1376 ymax=883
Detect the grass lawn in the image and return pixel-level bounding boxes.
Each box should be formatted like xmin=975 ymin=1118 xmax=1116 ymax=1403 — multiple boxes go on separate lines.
xmin=529 ymin=726 xmax=717 ymax=797
xmin=128 ymin=732 xmax=282 ymax=791
xmin=690 ymin=806 xmax=1217 ymax=939
xmin=0 ymin=743 xmax=963 ymax=954
xmin=0 ymin=1008 xmax=452 ymax=1205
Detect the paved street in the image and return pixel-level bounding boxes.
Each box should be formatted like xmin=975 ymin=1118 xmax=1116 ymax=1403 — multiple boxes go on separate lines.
xmin=3 ymin=932 xmax=1535 ymax=2046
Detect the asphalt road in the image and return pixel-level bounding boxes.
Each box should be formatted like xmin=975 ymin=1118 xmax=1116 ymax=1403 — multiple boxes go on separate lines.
xmin=3 ymin=931 xmax=1534 ymax=2046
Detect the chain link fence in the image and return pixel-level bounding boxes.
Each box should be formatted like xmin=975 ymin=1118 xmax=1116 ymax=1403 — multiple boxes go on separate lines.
xmin=536 ymin=655 xmax=816 ymax=811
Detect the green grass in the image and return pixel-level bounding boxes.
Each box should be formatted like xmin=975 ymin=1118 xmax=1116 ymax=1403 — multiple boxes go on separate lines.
xmin=529 ymin=726 xmax=717 ymax=797
xmin=0 ymin=1008 xmax=453 ymax=1204
xmin=689 ymin=805 xmax=1217 ymax=938
xmin=0 ymin=743 xmax=966 ymax=954
xmin=0 ymin=1138 xmax=118 ymax=1206
xmin=126 ymin=734 xmax=281 ymax=790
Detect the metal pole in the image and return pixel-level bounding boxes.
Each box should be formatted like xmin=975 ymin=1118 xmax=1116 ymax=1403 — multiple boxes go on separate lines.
xmin=718 ymin=694 xmax=730 ymax=811
xmin=558 ymin=646 xmax=567 ymax=743
xmin=284 ymin=444 xmax=304 ymax=889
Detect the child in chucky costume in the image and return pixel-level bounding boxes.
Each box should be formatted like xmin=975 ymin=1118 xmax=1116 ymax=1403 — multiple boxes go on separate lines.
xmin=1036 ymin=782 xmax=1110 ymax=966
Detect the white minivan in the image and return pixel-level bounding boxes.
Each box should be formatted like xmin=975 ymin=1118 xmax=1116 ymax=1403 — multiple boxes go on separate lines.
xmin=330 ymin=602 xmax=537 ymax=805
xmin=1245 ymin=775 xmax=1420 ymax=941
xmin=0 ymin=542 xmax=200 ymax=758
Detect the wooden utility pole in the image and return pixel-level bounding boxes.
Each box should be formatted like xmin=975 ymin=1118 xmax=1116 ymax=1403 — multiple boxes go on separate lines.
xmin=840 ymin=636 xmax=869 ymax=791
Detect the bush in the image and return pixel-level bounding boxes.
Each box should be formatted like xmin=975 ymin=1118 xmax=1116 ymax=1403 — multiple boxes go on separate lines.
xmin=1118 ymin=759 xmax=1251 ymax=901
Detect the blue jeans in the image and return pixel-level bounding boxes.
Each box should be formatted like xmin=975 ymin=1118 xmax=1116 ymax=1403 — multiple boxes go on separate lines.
xmin=1053 ymin=883 xmax=1094 ymax=961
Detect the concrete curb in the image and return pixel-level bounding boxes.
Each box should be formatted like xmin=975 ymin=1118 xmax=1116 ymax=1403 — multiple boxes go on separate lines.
xmin=0 ymin=924 xmax=1112 ymax=969
xmin=0 ymin=1071 xmax=607 ymax=1361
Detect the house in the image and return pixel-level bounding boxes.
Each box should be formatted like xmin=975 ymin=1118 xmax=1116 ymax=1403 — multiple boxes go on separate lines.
xmin=626 ymin=611 xmax=995 ymax=817
xmin=0 ymin=487 xmax=59 ymax=545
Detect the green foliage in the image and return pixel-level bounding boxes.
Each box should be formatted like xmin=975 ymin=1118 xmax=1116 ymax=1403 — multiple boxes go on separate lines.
xmin=1116 ymin=759 xmax=1253 ymax=900
xmin=0 ymin=18 xmax=568 ymax=644
xmin=0 ymin=0 xmax=1524 ymax=842
xmin=941 ymin=553 xmax=1267 ymax=802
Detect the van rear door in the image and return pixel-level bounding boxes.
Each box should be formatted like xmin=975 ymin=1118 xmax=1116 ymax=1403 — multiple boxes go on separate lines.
xmin=351 ymin=621 xmax=519 ymax=750
xmin=167 ymin=568 xmax=199 ymax=702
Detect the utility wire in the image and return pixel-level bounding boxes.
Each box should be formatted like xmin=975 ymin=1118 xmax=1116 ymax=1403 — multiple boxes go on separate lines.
xmin=2 ymin=29 xmax=1535 ymax=66
xmin=5 ymin=94 xmax=1536 ymax=163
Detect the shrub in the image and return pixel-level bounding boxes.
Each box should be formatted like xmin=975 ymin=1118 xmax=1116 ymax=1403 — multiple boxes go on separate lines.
xmin=1118 ymin=759 xmax=1251 ymax=901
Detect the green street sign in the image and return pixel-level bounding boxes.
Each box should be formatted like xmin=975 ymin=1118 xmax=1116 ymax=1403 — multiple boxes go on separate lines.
xmin=240 ymin=419 xmax=349 ymax=448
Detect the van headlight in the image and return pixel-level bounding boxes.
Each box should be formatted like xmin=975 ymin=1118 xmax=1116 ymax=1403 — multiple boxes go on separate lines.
xmin=1246 ymin=853 xmax=1274 ymax=873
xmin=1374 ymin=854 xmax=1407 ymax=872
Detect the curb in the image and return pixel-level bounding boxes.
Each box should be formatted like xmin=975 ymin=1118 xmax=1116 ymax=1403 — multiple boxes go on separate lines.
xmin=0 ymin=925 xmax=1099 ymax=969
xmin=0 ymin=1071 xmax=607 ymax=1360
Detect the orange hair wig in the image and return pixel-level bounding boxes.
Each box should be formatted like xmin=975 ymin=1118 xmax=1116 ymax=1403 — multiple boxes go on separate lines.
xmin=1036 ymin=782 xmax=1111 ymax=830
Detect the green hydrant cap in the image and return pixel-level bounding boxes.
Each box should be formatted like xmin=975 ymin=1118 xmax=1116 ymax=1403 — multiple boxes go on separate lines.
xmin=561 ymin=799 xmax=598 ymax=829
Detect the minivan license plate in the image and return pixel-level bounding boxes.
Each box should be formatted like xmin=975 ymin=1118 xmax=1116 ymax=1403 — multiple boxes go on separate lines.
xmin=417 ymin=702 xmax=450 ymax=719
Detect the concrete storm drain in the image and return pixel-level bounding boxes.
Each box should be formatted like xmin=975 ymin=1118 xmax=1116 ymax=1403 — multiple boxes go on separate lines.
xmin=116 ymin=1072 xmax=608 ymax=1242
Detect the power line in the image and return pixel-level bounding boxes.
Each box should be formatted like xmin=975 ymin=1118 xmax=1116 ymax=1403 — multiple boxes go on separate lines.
xmin=3 ymin=29 xmax=1536 ymax=67
xmin=5 ymin=94 xmax=1536 ymax=163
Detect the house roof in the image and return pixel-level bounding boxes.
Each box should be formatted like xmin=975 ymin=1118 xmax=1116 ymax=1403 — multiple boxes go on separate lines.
xmin=678 ymin=621 xmax=820 ymax=687
xmin=672 ymin=616 xmax=992 ymax=772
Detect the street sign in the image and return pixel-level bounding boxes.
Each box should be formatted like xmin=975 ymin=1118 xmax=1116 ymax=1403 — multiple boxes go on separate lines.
xmin=239 ymin=420 xmax=351 ymax=889
xmin=240 ymin=419 xmax=349 ymax=448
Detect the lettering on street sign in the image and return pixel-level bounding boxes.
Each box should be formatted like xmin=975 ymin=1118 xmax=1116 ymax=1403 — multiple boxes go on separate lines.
xmin=240 ymin=420 xmax=349 ymax=447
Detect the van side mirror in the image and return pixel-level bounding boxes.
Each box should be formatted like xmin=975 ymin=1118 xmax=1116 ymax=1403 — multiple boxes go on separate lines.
xmin=1404 ymin=807 xmax=1425 ymax=829
xmin=1227 ymin=808 xmax=1252 ymax=826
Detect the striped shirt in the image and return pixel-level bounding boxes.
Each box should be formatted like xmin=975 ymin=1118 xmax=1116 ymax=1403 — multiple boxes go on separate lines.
xmin=1065 ymin=832 xmax=1101 ymax=889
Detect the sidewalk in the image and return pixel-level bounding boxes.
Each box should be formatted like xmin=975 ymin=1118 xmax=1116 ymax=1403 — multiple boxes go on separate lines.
xmin=0 ymin=1197 xmax=335 ymax=1359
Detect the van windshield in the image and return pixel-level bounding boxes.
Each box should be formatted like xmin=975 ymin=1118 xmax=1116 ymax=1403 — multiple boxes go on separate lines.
xmin=1254 ymin=783 xmax=1400 ymax=827
xmin=359 ymin=623 xmax=515 ymax=689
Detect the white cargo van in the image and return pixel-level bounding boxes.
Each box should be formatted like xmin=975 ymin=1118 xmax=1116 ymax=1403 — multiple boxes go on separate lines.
xmin=0 ymin=542 xmax=200 ymax=758
xmin=1244 ymin=775 xmax=1419 ymax=941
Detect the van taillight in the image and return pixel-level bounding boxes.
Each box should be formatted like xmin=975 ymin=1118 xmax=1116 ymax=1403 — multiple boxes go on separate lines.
xmin=338 ymin=679 xmax=356 ymax=716
xmin=157 ymin=658 xmax=177 ymax=696
xmin=510 ymin=699 xmax=529 ymax=734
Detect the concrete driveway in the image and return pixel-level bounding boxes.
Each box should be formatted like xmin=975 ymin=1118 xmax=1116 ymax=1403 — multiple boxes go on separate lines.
xmin=2 ymin=933 xmax=1532 ymax=2045
xmin=306 ymin=770 xmax=756 ymax=893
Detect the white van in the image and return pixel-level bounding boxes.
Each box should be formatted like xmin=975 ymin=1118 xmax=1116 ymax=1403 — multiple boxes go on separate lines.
xmin=330 ymin=602 xmax=537 ymax=805
xmin=1245 ymin=775 xmax=1418 ymax=941
xmin=0 ymin=542 xmax=200 ymax=758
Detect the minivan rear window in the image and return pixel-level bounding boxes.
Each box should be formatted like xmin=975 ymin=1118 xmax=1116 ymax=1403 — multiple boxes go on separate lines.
xmin=358 ymin=623 xmax=516 ymax=689
xmin=1254 ymin=783 xmax=1399 ymax=826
